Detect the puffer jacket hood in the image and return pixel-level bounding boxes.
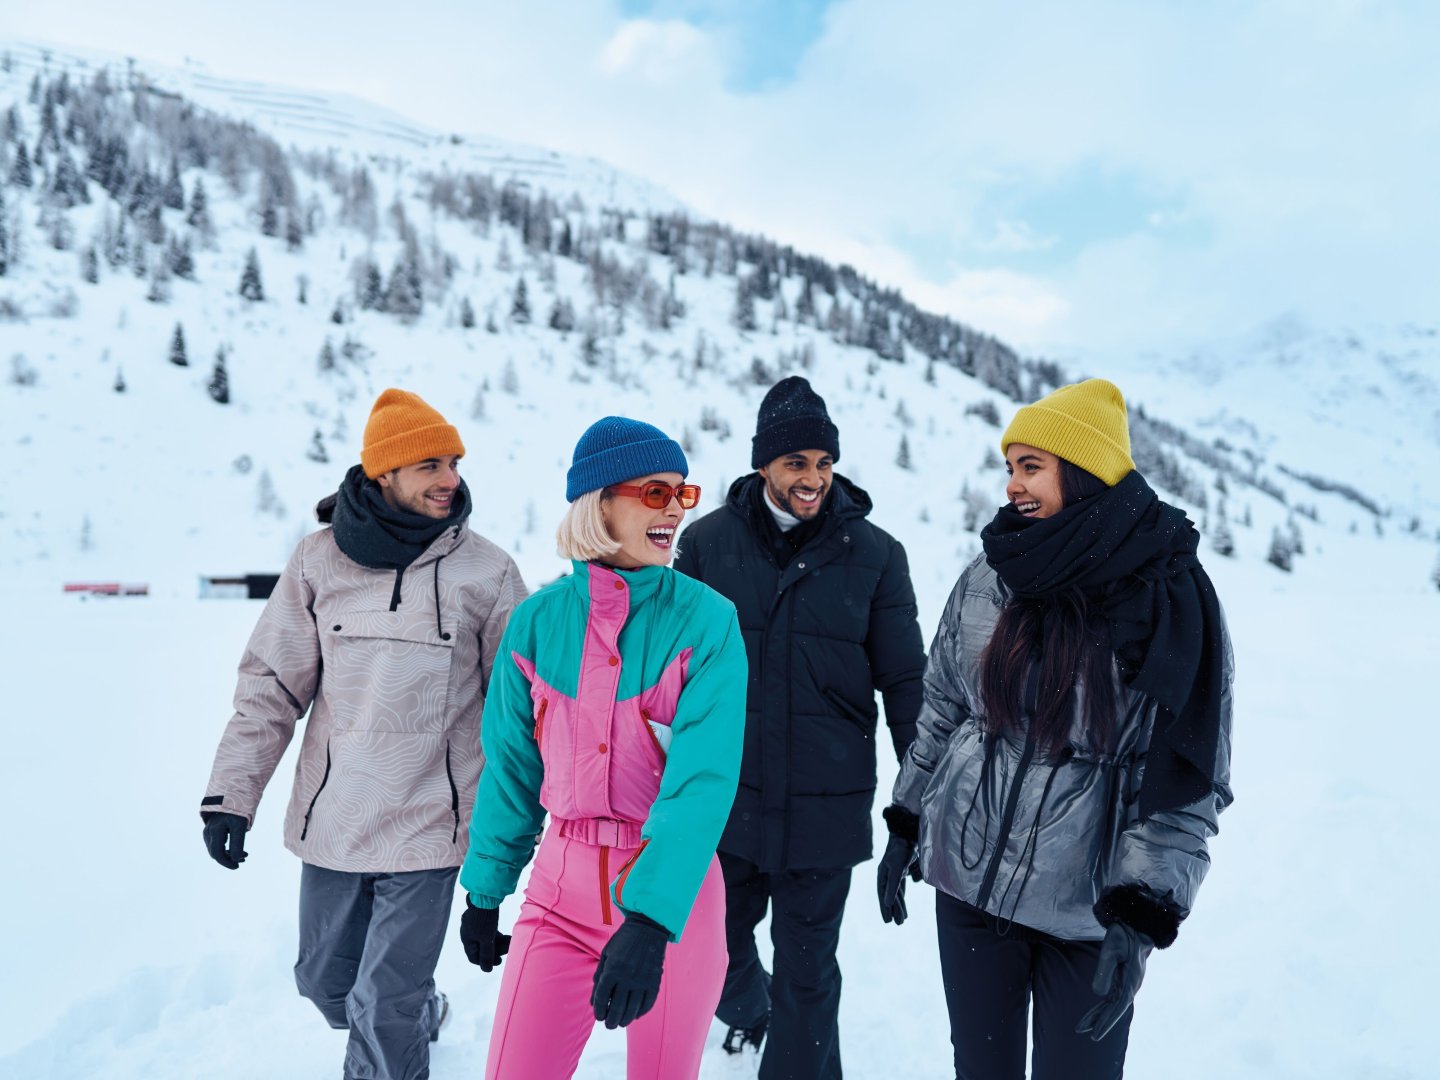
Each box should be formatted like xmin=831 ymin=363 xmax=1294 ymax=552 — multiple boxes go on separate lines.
xmin=893 ymin=555 xmax=1234 ymax=944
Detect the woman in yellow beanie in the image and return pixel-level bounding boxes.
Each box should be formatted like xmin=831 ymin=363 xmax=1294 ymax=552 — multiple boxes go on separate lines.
xmin=877 ymin=379 xmax=1235 ymax=1079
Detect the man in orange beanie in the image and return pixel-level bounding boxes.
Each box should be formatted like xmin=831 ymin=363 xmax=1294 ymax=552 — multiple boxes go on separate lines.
xmin=199 ymin=388 xmax=527 ymax=1080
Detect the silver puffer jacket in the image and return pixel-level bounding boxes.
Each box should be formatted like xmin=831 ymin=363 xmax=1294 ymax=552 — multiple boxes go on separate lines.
xmin=893 ymin=555 xmax=1234 ymax=943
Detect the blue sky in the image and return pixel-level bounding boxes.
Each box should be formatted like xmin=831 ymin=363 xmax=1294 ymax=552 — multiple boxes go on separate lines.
xmin=3 ymin=1 xmax=1437 ymax=357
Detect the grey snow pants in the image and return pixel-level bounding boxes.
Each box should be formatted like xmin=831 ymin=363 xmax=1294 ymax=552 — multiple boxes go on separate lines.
xmin=294 ymin=862 xmax=458 ymax=1080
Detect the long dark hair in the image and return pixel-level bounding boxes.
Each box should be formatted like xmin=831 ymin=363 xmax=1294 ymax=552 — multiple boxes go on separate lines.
xmin=978 ymin=459 xmax=1117 ymax=758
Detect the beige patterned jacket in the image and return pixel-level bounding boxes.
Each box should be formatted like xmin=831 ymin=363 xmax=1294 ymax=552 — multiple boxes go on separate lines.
xmin=201 ymin=523 xmax=527 ymax=872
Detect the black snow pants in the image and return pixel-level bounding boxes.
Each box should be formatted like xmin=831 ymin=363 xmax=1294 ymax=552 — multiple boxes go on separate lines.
xmin=294 ymin=862 xmax=457 ymax=1080
xmin=715 ymin=851 xmax=853 ymax=1080
xmin=936 ymin=891 xmax=1132 ymax=1080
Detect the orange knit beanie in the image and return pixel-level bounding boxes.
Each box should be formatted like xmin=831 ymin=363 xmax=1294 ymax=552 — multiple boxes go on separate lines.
xmin=360 ymin=389 xmax=465 ymax=478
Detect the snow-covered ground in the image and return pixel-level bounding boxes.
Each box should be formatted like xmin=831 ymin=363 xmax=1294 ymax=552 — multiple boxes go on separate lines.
xmin=1 ymin=524 xmax=1436 ymax=1079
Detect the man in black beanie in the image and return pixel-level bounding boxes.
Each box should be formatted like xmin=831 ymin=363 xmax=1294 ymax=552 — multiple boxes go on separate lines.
xmin=674 ymin=376 xmax=926 ymax=1079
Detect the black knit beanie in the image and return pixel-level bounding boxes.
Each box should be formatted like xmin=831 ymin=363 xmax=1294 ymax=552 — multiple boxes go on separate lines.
xmin=751 ymin=377 xmax=840 ymax=468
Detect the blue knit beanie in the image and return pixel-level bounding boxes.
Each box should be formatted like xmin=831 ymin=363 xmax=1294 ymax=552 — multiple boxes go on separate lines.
xmin=566 ymin=417 xmax=689 ymax=502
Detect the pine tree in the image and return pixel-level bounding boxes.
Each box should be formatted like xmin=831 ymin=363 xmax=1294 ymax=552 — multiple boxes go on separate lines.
xmin=548 ymin=297 xmax=575 ymax=333
xmin=896 ymin=434 xmax=913 ymax=471
xmin=285 ymin=212 xmax=303 ymax=252
xmin=239 ymin=248 xmax=264 ymax=301
xmin=331 ymin=300 xmax=346 ymax=325
xmin=459 ymin=296 xmax=476 ymax=329
xmin=146 ymin=262 xmax=172 ymax=304
xmin=1210 ymin=503 xmax=1236 ymax=557
xmin=205 ymin=347 xmax=230 ymax=404
xmin=306 ymin=429 xmax=328 ymax=463
xmin=257 ymin=469 xmax=284 ymax=517
xmin=296 ymin=273 xmax=308 ymax=304
xmin=9 ymin=142 xmax=31 ymax=187
xmin=383 ymin=255 xmax=423 ymax=319
xmin=80 ymin=244 xmax=98 ymax=284
xmin=1266 ymin=528 xmax=1293 ymax=572
xmin=732 ymin=276 xmax=757 ymax=332
xmin=186 ymin=178 xmax=210 ymax=231
xmin=162 ymin=158 xmax=185 ymax=210
xmin=166 ymin=235 xmax=194 ymax=280
xmin=501 ymin=357 xmax=519 ymax=394
xmin=471 ymin=385 xmax=486 ymax=421
xmin=0 ymin=189 xmax=11 ymax=277
xmin=511 ymin=277 xmax=531 ymax=324
xmin=169 ymin=323 xmax=188 ymax=367
xmin=113 ymin=366 xmax=126 ymax=393
xmin=359 ymin=261 xmax=383 ymax=310
xmin=318 ymin=338 xmax=336 ymax=373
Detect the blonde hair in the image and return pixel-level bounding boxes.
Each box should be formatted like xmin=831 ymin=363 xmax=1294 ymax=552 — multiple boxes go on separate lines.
xmin=555 ymin=489 xmax=622 ymax=562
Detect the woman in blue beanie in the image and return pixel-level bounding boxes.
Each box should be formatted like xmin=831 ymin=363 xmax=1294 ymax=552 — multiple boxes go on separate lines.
xmin=458 ymin=417 xmax=747 ymax=1079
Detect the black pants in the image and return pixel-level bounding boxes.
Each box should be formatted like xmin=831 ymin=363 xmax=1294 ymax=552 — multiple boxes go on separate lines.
xmin=936 ymin=891 xmax=1132 ymax=1080
xmin=715 ymin=852 xmax=853 ymax=1080
xmin=294 ymin=863 xmax=457 ymax=1080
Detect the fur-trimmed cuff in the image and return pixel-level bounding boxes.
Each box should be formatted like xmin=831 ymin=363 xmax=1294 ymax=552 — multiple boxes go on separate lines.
xmin=1094 ymin=884 xmax=1186 ymax=949
xmin=882 ymin=804 xmax=920 ymax=843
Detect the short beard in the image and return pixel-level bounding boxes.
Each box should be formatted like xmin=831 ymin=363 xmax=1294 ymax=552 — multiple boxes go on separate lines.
xmin=767 ymin=475 xmax=825 ymax=517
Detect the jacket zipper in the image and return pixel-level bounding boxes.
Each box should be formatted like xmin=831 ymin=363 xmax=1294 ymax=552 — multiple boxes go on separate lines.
xmin=444 ymin=742 xmax=460 ymax=843
xmin=598 ymin=844 xmax=613 ymax=925
xmin=639 ymin=708 xmax=666 ymax=762
xmin=614 ymin=840 xmax=649 ymax=909
xmin=300 ymin=741 xmax=333 ymax=841
xmin=534 ymin=698 xmax=548 ymax=743
xmin=388 ymin=566 xmax=405 ymax=611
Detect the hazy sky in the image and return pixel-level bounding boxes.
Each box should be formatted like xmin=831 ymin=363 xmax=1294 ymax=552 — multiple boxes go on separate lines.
xmin=5 ymin=0 xmax=1437 ymax=357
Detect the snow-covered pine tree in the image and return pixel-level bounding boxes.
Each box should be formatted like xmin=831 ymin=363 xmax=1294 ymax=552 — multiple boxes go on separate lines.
xmin=318 ymin=338 xmax=336 ymax=373
xmin=239 ymin=247 xmax=264 ymax=301
xmin=79 ymin=243 xmax=99 ymax=284
xmin=510 ymin=277 xmax=531 ymax=324
xmin=732 ymin=275 xmax=757 ymax=332
xmin=501 ymin=357 xmax=519 ymax=394
xmin=113 ymin=366 xmax=126 ymax=393
xmin=1211 ymin=502 xmax=1236 ymax=557
xmin=306 ymin=429 xmax=328 ymax=463
xmin=162 ymin=157 xmax=184 ymax=210
xmin=1267 ymin=527 xmax=1294 ymax=572
xmin=208 ymin=347 xmax=229 ymax=404
xmin=896 ymin=434 xmax=913 ymax=471
xmin=459 ymin=295 xmax=476 ymax=329
xmin=8 ymin=142 xmax=31 ymax=187
xmin=169 ymin=323 xmax=188 ymax=367
xmin=0 ymin=190 xmax=11 ymax=277
xmin=186 ymin=178 xmax=210 ymax=232
xmin=359 ymin=260 xmax=383 ymax=310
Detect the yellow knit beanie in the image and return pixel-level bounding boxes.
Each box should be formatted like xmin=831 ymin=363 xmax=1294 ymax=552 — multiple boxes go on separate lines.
xmin=999 ymin=378 xmax=1134 ymax=486
xmin=361 ymin=389 xmax=466 ymax=479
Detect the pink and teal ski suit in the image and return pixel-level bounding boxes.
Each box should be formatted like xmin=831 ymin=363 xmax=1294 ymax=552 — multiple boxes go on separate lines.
xmin=461 ymin=559 xmax=746 ymax=1079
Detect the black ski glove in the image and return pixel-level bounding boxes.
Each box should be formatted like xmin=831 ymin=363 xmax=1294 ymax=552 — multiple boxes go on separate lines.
xmin=877 ymin=804 xmax=922 ymax=925
xmin=591 ymin=911 xmax=669 ymax=1029
xmin=201 ymin=811 xmax=249 ymax=869
xmin=1075 ymin=921 xmax=1153 ymax=1041
xmin=459 ymin=898 xmax=511 ymax=971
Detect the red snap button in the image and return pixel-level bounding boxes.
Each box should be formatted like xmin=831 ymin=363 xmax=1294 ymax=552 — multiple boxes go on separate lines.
xmin=598 ymin=743 xmax=608 ymax=754
xmin=608 ymin=656 xmax=619 ymax=667
xmin=614 ymin=580 xmax=625 ymax=589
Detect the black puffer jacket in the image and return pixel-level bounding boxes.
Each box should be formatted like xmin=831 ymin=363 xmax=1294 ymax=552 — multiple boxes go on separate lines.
xmin=673 ymin=473 xmax=926 ymax=871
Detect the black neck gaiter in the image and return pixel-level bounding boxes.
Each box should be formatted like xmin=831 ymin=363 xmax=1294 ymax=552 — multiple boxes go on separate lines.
xmin=331 ymin=463 xmax=470 ymax=570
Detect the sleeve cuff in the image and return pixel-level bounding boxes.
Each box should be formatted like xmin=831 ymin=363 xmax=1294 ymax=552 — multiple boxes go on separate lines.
xmin=882 ymin=804 xmax=920 ymax=843
xmin=1094 ymin=883 xmax=1186 ymax=949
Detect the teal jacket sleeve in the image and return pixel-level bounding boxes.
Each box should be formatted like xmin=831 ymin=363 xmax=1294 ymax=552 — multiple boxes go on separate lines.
xmin=612 ymin=604 xmax=746 ymax=941
xmin=460 ymin=614 xmax=547 ymax=909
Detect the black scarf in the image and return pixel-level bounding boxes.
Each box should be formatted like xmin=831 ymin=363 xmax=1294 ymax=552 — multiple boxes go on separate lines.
xmin=980 ymin=471 xmax=1228 ymax=819
xmin=328 ymin=464 xmax=470 ymax=570
xmin=747 ymin=473 xmax=830 ymax=562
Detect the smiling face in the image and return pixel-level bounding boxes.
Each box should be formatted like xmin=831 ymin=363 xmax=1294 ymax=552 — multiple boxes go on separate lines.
xmin=759 ymin=449 xmax=833 ymax=520
xmin=601 ymin=471 xmax=687 ymax=569
xmin=1004 ymin=443 xmax=1065 ymax=519
xmin=376 ymin=455 xmax=462 ymax=519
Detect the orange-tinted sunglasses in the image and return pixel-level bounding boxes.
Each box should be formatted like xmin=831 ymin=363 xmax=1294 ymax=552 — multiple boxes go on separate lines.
xmin=609 ymin=482 xmax=702 ymax=510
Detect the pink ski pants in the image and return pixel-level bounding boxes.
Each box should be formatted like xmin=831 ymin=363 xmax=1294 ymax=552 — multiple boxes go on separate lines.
xmin=485 ymin=829 xmax=727 ymax=1079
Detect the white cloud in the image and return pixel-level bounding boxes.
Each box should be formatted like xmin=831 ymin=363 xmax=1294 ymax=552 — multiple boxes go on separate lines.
xmin=597 ymin=18 xmax=710 ymax=84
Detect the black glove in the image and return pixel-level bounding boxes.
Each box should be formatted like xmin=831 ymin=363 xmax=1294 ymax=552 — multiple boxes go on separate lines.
xmin=460 ymin=898 xmax=512 ymax=971
xmin=877 ymin=804 xmax=922 ymax=925
xmin=591 ymin=912 xmax=669 ymax=1029
xmin=1075 ymin=921 xmax=1153 ymax=1041
xmin=877 ymin=834 xmax=918 ymax=924
xmin=201 ymin=811 xmax=249 ymax=869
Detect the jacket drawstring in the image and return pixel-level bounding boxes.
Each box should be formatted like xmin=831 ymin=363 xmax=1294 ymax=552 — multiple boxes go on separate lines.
xmin=433 ymin=554 xmax=451 ymax=641
xmin=958 ymin=734 xmax=998 ymax=872
xmin=993 ymin=748 xmax=1070 ymax=936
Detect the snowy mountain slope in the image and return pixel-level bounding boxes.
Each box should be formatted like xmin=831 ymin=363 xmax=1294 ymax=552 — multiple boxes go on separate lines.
xmin=1068 ymin=315 xmax=1440 ymax=526
xmin=0 ymin=40 xmax=1438 ymax=1080
xmin=0 ymin=36 xmax=688 ymax=213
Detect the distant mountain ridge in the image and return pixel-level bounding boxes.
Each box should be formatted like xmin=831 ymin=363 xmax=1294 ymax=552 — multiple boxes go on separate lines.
xmin=1 ymin=37 xmax=1435 ymax=599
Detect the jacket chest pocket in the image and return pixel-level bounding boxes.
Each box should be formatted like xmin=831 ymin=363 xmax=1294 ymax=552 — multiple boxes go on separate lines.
xmin=322 ymin=609 xmax=457 ymax=733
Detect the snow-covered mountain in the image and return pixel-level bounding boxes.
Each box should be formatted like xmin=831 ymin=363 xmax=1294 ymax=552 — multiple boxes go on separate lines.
xmin=3 ymin=38 xmax=1431 ymax=604
xmin=2 ymin=37 xmax=1439 ymax=1080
